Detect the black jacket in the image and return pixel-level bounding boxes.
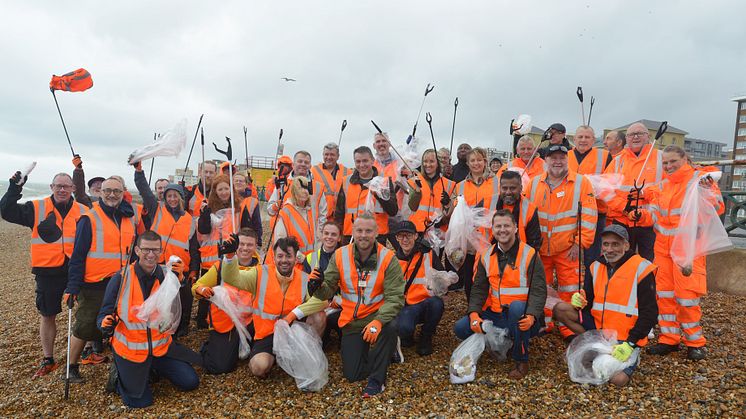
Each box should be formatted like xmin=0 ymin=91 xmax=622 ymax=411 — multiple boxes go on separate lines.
xmin=334 ymin=167 xmax=398 ymax=225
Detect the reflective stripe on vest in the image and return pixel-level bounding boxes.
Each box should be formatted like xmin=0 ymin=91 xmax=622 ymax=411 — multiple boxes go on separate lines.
xmin=279 ymin=205 xmax=316 ymax=253
xmin=339 ymin=246 xmax=389 ymax=305
xmin=253 ymin=266 xmax=308 ymax=321
xmin=591 ymin=259 xmax=653 ymax=317
xmin=484 ymin=243 xmax=533 ymax=301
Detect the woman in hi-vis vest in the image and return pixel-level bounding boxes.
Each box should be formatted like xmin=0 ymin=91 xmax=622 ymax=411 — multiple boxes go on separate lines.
xmin=407 ymin=149 xmax=457 ymax=234
xmin=268 ymin=176 xmax=319 ymax=266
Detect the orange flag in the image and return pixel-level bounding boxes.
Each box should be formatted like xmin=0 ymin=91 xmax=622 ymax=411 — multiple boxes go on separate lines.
xmin=49 ymin=68 xmax=93 ymax=92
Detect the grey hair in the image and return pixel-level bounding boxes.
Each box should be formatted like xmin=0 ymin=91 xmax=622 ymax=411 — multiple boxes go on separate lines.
xmin=323 ymin=142 xmax=339 ymax=152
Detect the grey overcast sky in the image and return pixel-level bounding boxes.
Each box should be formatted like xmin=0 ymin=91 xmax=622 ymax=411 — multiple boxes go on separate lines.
xmin=1 ymin=1 xmax=745 ymax=182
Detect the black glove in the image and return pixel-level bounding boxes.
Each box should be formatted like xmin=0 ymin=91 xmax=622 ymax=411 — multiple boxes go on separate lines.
xmin=509 ymin=118 xmax=515 ymax=135
xmin=37 ymin=211 xmax=62 ymax=243
xmin=388 ymin=178 xmax=396 ymax=197
xmin=414 ymin=179 xmax=422 ymax=189
xmin=629 ymin=211 xmax=642 ymax=222
xmin=218 ymin=233 xmax=240 ymax=257
xmin=10 ymin=171 xmax=26 ymax=186
xmin=177 ymin=179 xmax=186 ymax=188
xmin=307 ymin=268 xmax=324 ymax=296
xmin=440 ymin=191 xmax=451 ymax=207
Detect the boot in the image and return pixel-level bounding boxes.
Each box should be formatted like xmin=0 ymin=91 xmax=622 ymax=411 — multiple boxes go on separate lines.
xmin=648 ymin=343 xmax=680 ymax=356
xmin=60 ymin=363 xmax=84 ymax=383
xmin=415 ymin=335 xmax=433 ymax=356
xmin=508 ymin=361 xmax=528 ymax=379
xmin=687 ymin=346 xmax=707 ymax=361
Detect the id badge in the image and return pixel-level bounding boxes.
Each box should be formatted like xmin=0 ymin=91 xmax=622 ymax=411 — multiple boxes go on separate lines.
xmin=556 ymin=191 xmax=565 ymax=198
xmin=358 ymin=281 xmax=368 ymax=288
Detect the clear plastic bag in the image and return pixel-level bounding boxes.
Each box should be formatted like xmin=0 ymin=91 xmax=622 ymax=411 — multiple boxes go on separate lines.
xmin=17 ymin=161 xmax=37 ymax=185
xmin=273 ymin=320 xmax=329 ymax=392
xmin=586 ymin=173 xmax=623 ymax=203
xmin=198 ymin=208 xmax=239 ymax=244
xmin=397 ymin=135 xmax=429 ymax=173
xmin=363 ymin=176 xmax=390 ymax=213
xmin=670 ymin=171 xmax=732 ymax=271
xmin=209 ymin=285 xmax=253 ymax=359
xmin=483 ymin=321 xmax=512 ymax=361
xmin=566 ymin=329 xmax=640 ymax=385
xmin=423 ymin=224 xmax=445 ymax=251
xmin=127 ymin=119 xmax=188 ymax=164
xmin=133 ymin=255 xmax=183 ymax=334
xmin=445 ymin=196 xmax=494 ymax=269
xmin=449 ymin=330 xmax=486 ymax=384
xmin=424 ymin=264 xmax=458 ymax=297
xmin=512 ymin=114 xmax=532 ymax=136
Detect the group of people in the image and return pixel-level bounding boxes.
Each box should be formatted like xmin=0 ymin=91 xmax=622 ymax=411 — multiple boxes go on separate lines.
xmin=0 ymin=119 xmax=724 ymax=407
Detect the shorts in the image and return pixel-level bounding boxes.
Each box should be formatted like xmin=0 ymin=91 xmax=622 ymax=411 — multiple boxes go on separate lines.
xmin=583 ymin=318 xmax=639 ymax=377
xmin=248 ymin=335 xmax=274 ymax=360
xmin=73 ymin=287 xmax=105 ymax=341
xmin=35 ymin=274 xmax=67 ymax=317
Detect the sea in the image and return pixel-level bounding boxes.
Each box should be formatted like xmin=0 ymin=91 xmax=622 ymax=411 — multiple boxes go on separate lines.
xmin=0 ymin=180 xmax=54 ymax=203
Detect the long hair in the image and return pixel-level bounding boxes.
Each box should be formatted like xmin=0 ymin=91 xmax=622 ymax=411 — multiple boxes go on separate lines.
xmin=207 ymin=174 xmax=242 ymax=213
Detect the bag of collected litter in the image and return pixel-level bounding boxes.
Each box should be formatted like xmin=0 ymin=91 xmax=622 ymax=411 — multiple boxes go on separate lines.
xmin=362 ymin=176 xmax=390 ymax=213
xmin=127 ymin=119 xmax=188 ymax=164
xmin=273 ymin=320 xmax=329 ymax=392
xmin=566 ymin=329 xmax=640 ymax=385
xmin=424 ymin=264 xmax=458 ymax=297
xmin=483 ymin=321 xmax=512 ymax=361
xmin=397 ymin=135 xmax=429 ymax=172
xmin=586 ymin=173 xmax=623 ymax=203
xmin=197 ymin=208 xmax=239 ymax=244
xmin=423 ymin=223 xmax=445 ymax=251
xmin=133 ymin=255 xmax=182 ymax=334
xmin=445 ymin=196 xmax=493 ymax=269
xmin=449 ymin=329 xmax=486 ymax=384
xmin=209 ymin=285 xmax=253 ymax=359
xmin=512 ymin=114 xmax=532 ymax=136
xmin=670 ymin=171 xmax=732 ymax=274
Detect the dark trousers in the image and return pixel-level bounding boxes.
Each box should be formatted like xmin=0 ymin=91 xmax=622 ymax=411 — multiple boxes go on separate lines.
xmin=459 ymin=254 xmax=477 ymax=303
xmin=200 ymin=329 xmax=240 ymax=374
xmin=453 ymin=301 xmax=540 ymax=362
xmin=396 ymin=297 xmax=444 ymax=342
xmin=176 ymin=283 xmax=193 ymax=336
xmin=117 ymin=355 xmax=199 ymax=408
xmin=584 ymin=213 xmax=606 ymax=269
xmin=340 ymin=319 xmax=398 ymax=385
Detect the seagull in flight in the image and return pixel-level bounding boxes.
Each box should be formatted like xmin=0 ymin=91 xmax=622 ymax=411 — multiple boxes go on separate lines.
xmin=281 ymin=77 xmax=297 ymax=82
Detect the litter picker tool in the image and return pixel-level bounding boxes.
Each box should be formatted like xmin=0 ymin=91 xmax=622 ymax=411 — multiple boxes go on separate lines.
xmin=200 ymin=127 xmax=207 ymax=197
xmin=180 ymin=114 xmax=204 ymax=183
xmin=337 ymin=120 xmax=348 ymax=147
xmin=410 ymin=83 xmax=435 ymax=140
xmin=64 ymin=302 xmax=72 ymax=399
xmin=576 ymin=199 xmax=584 ymax=323
xmin=576 ymin=86 xmax=585 ymax=125
xmin=587 ymin=96 xmax=595 ymax=126
xmin=449 ymin=97 xmax=459 ymax=155
xmin=371 ymin=120 xmax=417 ymax=175
xmin=425 ymin=112 xmax=447 ymax=192
xmin=243 ymin=126 xmax=249 ymax=168
xmin=273 ymin=129 xmax=284 ymax=174
xmin=213 ymin=137 xmax=236 ymax=234
xmin=634 ymin=121 xmax=668 ymax=185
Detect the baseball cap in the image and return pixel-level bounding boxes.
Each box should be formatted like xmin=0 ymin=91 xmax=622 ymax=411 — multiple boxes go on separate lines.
xmin=548 ymin=123 xmax=566 ymax=133
xmin=394 ymin=221 xmax=417 ymax=234
xmin=601 ymin=224 xmax=629 ymax=242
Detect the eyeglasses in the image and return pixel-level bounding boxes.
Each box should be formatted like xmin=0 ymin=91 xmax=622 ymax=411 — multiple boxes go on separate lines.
xmin=627 ymin=132 xmax=648 ymax=138
xmin=138 ymin=248 xmax=162 ymax=255
xmin=102 ymin=188 xmax=124 ymax=196
xmin=52 ymin=184 xmax=74 ymax=190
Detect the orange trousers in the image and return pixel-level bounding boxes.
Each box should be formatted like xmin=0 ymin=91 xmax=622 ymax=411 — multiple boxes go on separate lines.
xmin=654 ymin=252 xmax=706 ymax=348
xmin=542 ymin=247 xmax=583 ymax=338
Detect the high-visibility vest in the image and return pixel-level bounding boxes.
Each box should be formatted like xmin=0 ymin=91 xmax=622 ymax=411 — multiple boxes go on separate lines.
xmin=498 ymin=198 xmax=537 ymax=244
xmin=311 ymin=163 xmax=349 ymax=218
xmin=209 ymin=259 xmax=256 ymax=333
xmin=83 ymin=203 xmax=141 ymax=283
xmin=589 ymin=255 xmax=657 ymax=346
xmin=111 ymin=264 xmax=172 ymax=363
xmin=241 ymin=196 xmax=259 ymax=219
xmin=502 ymin=157 xmax=546 ymax=180
xmin=407 ymin=173 xmax=456 ymax=232
xmin=374 ymin=159 xmax=399 ymax=181
xmin=604 ymin=144 xmax=666 ymax=226
xmin=569 ymin=147 xmax=610 ymax=214
xmin=480 ymin=242 xmax=535 ymax=313
xmin=341 ymin=175 xmax=390 ymax=235
xmin=526 ymin=172 xmax=598 ymax=256
xmin=399 ymin=250 xmax=434 ymax=306
xmin=336 ymin=243 xmax=395 ymax=327
xmin=188 ymin=185 xmax=206 ymax=218
xmin=251 ymin=265 xmax=308 ymax=340
xmin=151 ymin=203 xmax=195 ymax=268
xmin=278 ymin=204 xmax=317 ymax=254
xmin=30 ymin=197 xmax=87 ymax=268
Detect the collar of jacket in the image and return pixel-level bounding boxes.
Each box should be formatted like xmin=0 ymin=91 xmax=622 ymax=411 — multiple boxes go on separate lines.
xmin=667 ymin=163 xmax=694 ymax=184
xmin=465 ymin=170 xmax=490 ymax=185
xmin=98 ymin=198 xmax=135 ymax=219
xmin=350 ymin=166 xmax=380 ymax=185
xmin=491 ymin=238 xmax=520 ymax=262
xmin=376 ymin=153 xmax=395 ymax=167
xmin=165 ymin=203 xmax=185 ymax=219
xmin=50 ymin=195 xmax=74 ymax=213
xmin=420 ymin=171 xmax=442 ymax=187
xmin=353 ymin=242 xmax=382 ymax=271
xmin=134 ymin=262 xmax=164 ymax=298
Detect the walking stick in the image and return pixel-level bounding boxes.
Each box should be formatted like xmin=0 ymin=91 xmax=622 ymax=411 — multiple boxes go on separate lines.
xmin=180 ymin=114 xmax=204 ymax=183
xmin=337 ymin=120 xmax=348 ymax=147
xmin=409 ymin=83 xmax=435 ymax=140
xmin=587 ymin=96 xmax=595 ymax=126
xmin=449 ymin=97 xmax=458 ymax=156
xmin=51 ymin=90 xmax=77 ymax=157
xmin=576 ymin=86 xmax=585 ymax=125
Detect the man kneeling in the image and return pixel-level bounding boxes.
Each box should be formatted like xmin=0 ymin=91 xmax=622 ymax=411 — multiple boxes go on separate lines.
xmin=553 ymin=225 xmax=657 ymax=387
xmin=454 ymin=210 xmax=546 ymax=379
xmin=97 ymin=231 xmax=199 ymax=408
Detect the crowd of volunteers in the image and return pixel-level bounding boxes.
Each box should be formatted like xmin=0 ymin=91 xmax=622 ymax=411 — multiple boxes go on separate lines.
xmin=1 ymin=120 xmax=728 ymax=407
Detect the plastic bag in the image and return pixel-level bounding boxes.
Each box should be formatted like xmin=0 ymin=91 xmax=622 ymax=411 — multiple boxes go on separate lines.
xmin=133 ymin=255 xmax=182 ymax=334
xmin=397 ymin=135 xmax=429 ymax=173
xmin=198 ymin=208 xmax=239 ymax=244
xmin=362 ymin=176 xmax=390 ymax=213
xmin=423 ymin=224 xmax=445 ymax=251
xmin=127 ymin=119 xmax=188 ymax=164
xmin=445 ymin=196 xmax=494 ymax=269
xmin=449 ymin=330 xmax=486 ymax=384
xmin=586 ymin=173 xmax=623 ymax=203
xmin=566 ymin=329 xmax=640 ymax=385
xmin=670 ymin=171 xmax=732 ymax=271
xmin=273 ymin=320 xmax=329 ymax=392
xmin=424 ymin=264 xmax=458 ymax=297
xmin=17 ymin=161 xmax=37 ymax=185
xmin=512 ymin=114 xmax=532 ymax=136
xmin=209 ymin=285 xmax=253 ymax=359
xmin=483 ymin=321 xmax=512 ymax=361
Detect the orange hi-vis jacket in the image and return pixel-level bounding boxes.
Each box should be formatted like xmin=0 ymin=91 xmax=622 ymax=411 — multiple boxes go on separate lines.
xmin=499 ymin=199 xmax=537 ymax=245
xmin=278 ymin=203 xmax=318 ymax=254
xmin=569 ymin=147 xmax=610 ymax=214
xmin=84 ymin=203 xmax=141 ymax=283
xmin=526 ymin=172 xmax=597 ymax=256
xmin=479 ymin=242 xmax=536 ymax=313
xmin=399 ymin=249 xmax=434 ymax=306
xmin=336 ymin=243 xmax=396 ymax=327
xmin=589 ymin=255 xmax=657 ymax=346
xmin=341 ymin=175 xmax=390 ymax=235
xmin=374 ymin=158 xmax=406 ymax=208
xmin=188 ymin=184 xmax=206 ymax=219
xmin=30 ymin=197 xmax=87 ymax=268
xmin=639 ymin=165 xmax=725 ymax=256
xmin=111 ymin=264 xmax=172 ymax=363
xmin=604 ymin=144 xmax=666 ymax=226
xmin=500 ymin=157 xmax=546 ymax=180
xmin=210 ymin=260 xmax=256 ymax=333
xmin=252 ymin=265 xmax=308 ymax=340
xmin=311 ymin=163 xmax=350 ymax=218
xmin=151 ymin=203 xmax=195 ymax=268
xmin=456 ymin=174 xmax=500 ymax=210
xmin=241 ymin=197 xmax=259 ymax=221
xmin=407 ymin=173 xmax=456 ymax=233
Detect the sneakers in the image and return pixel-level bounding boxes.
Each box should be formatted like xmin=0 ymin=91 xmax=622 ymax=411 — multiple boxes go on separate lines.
xmin=362 ymin=378 xmax=386 ymax=398
xmin=648 ymin=343 xmax=680 ymax=356
xmin=60 ymin=363 xmax=84 ymax=384
xmin=33 ymin=358 xmax=59 ymax=378
xmin=391 ymin=337 xmax=404 ymax=364
xmin=81 ymin=347 xmax=109 ymax=365
xmin=416 ymin=336 xmax=433 ymax=356
xmin=687 ymin=346 xmax=707 ymax=361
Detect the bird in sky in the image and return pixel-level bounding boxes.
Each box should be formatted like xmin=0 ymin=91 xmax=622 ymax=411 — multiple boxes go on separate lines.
xmin=281 ymin=77 xmax=297 ymax=82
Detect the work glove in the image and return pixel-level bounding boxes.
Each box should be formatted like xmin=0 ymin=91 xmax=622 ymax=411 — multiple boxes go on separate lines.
xmin=440 ymin=191 xmax=451 ymax=207
xmin=133 ymin=161 xmax=143 ymax=171
xmin=170 ymin=259 xmax=185 ymax=279
xmin=307 ymin=268 xmax=324 ymax=296
xmin=469 ymin=312 xmax=484 ymax=334
xmin=195 ymin=285 xmax=214 ymax=299
xmin=10 ymin=171 xmax=27 ymax=187
xmin=37 ymin=212 xmax=62 ymax=243
xmin=571 ymin=290 xmax=587 ymax=309
xmin=283 ymin=311 xmax=298 ymax=325
xmin=518 ymin=314 xmax=535 ymax=332
xmin=218 ymin=233 xmax=239 ymax=257
xmin=388 ymin=178 xmax=396 ymax=197
xmin=101 ymin=314 xmax=118 ymax=329
xmin=362 ymin=319 xmax=383 ymax=345
xmin=414 ymin=178 xmax=422 ymax=190
xmin=178 ymin=179 xmax=186 ymax=188
xmin=63 ymin=292 xmax=77 ymax=309
xmin=72 ymin=154 xmax=83 ymax=169
xmin=611 ymin=341 xmax=635 ymax=362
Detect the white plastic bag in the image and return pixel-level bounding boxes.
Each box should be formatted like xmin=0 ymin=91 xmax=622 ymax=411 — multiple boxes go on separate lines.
xmin=397 ymin=135 xmax=429 ymax=173
xmin=16 ymin=161 xmax=37 ymax=185
xmin=363 ymin=176 xmax=390 ymax=213
xmin=566 ymin=329 xmax=640 ymax=385
xmin=127 ymin=119 xmax=188 ymax=164
xmin=134 ymin=255 xmax=183 ymax=334
xmin=670 ymin=172 xmax=732 ymax=271
xmin=449 ymin=331 xmax=486 ymax=384
xmin=198 ymin=208 xmax=239 ymax=244
xmin=512 ymin=114 xmax=532 ymax=136
xmin=483 ymin=321 xmax=512 ymax=361
xmin=273 ymin=320 xmax=329 ymax=392
xmin=445 ymin=196 xmax=494 ymax=269
xmin=586 ymin=173 xmax=623 ymax=203
xmin=424 ymin=264 xmax=458 ymax=297
xmin=209 ymin=285 xmax=253 ymax=359
xmin=423 ymin=224 xmax=445 ymax=251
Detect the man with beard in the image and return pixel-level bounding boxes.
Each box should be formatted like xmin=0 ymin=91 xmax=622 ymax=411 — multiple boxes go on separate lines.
xmin=494 ymin=170 xmax=542 ymax=250
xmin=451 ymin=143 xmax=472 ymax=183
